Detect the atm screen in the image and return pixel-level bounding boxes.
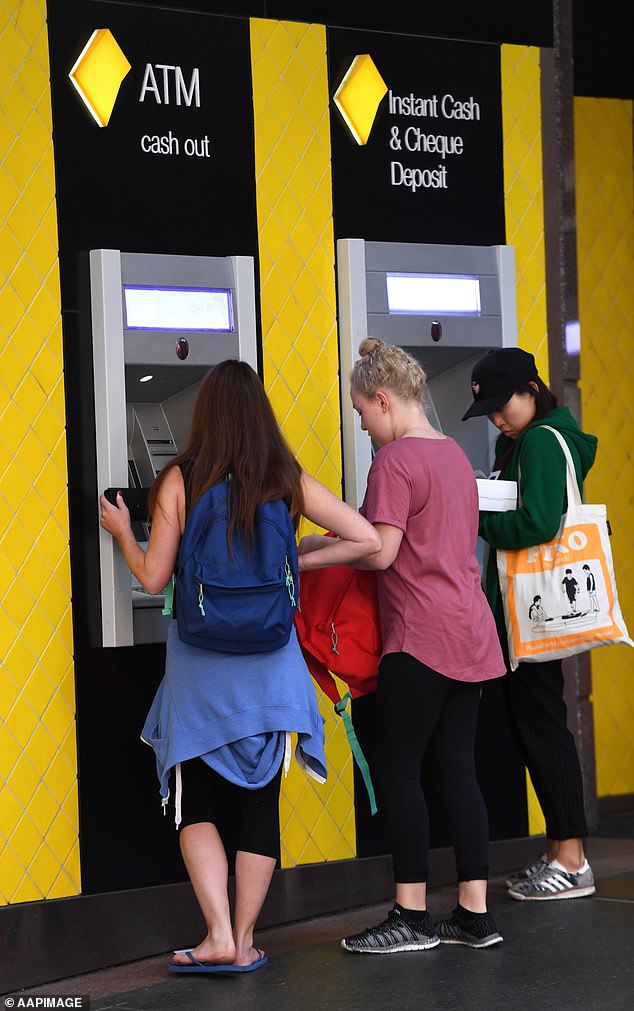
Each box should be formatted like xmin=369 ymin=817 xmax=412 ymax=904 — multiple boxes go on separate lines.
xmin=123 ymin=285 xmax=233 ymax=331
xmin=386 ymin=273 xmax=481 ymax=315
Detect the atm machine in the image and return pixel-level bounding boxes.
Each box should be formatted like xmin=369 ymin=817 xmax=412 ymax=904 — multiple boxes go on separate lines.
xmin=336 ymin=239 xmax=525 ymax=851
xmin=90 ymin=249 xmax=258 ymax=648
xmin=337 ymin=239 xmax=518 ymax=507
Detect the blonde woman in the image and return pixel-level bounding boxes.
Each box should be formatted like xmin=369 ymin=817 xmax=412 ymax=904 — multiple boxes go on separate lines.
xmin=304 ymin=338 xmax=506 ymax=951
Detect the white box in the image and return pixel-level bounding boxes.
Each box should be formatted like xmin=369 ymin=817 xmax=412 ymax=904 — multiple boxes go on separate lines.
xmin=476 ymin=478 xmax=517 ymax=512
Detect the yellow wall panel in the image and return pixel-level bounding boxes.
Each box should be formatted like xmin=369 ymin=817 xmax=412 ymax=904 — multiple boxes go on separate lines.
xmin=501 ymin=45 xmax=549 ymax=382
xmin=501 ymin=44 xmax=548 ymax=834
xmin=250 ymin=18 xmax=356 ymax=867
xmin=575 ymin=96 xmax=634 ymax=797
xmin=0 ymin=1 xmax=79 ymax=904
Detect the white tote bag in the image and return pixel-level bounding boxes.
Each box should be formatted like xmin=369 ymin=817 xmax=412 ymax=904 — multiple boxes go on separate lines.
xmin=497 ymin=426 xmax=632 ymax=671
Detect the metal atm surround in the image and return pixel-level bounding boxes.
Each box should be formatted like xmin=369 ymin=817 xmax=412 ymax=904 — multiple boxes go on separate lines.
xmin=91 ymin=249 xmax=258 ymax=648
xmin=337 ymin=239 xmax=518 ymax=508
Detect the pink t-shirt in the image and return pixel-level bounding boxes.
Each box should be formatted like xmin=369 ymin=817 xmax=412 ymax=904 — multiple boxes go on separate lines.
xmin=361 ymin=436 xmax=505 ymax=683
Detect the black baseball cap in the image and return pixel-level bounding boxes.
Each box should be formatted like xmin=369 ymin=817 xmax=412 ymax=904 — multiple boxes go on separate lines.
xmin=462 ymin=348 xmax=539 ymax=420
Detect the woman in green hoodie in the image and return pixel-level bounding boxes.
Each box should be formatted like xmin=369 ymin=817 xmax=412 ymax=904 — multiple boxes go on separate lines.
xmin=463 ymin=348 xmax=598 ymax=902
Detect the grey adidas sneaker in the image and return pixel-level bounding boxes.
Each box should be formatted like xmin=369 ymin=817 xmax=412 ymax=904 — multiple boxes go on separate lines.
xmin=341 ymin=907 xmax=440 ymax=953
xmin=508 ymin=860 xmax=595 ymax=901
xmin=505 ymin=853 xmax=548 ymax=888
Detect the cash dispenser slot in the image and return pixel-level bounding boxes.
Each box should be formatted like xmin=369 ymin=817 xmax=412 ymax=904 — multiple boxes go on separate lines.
xmin=128 ymin=403 xmax=177 ymax=485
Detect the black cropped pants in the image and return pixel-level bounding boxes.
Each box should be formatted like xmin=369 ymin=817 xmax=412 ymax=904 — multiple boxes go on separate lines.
xmin=373 ymin=652 xmax=490 ymax=884
xmin=502 ymin=657 xmax=588 ymax=840
xmin=177 ymin=757 xmax=283 ymax=860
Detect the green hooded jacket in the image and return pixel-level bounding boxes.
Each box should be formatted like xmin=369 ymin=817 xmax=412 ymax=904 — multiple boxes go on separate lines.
xmin=478 ymin=406 xmax=598 ymax=611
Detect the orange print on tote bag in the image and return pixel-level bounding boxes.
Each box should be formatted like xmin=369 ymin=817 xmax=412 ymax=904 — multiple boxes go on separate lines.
xmin=497 ymin=427 xmax=632 ymax=671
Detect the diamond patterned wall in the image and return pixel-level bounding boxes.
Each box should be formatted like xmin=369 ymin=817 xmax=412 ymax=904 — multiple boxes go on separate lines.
xmin=250 ymin=18 xmax=356 ymax=867
xmin=501 ymin=44 xmax=548 ymax=834
xmin=575 ymin=96 xmax=634 ymax=797
xmin=501 ymin=44 xmax=549 ymax=380
xmin=0 ymin=0 xmax=79 ymax=904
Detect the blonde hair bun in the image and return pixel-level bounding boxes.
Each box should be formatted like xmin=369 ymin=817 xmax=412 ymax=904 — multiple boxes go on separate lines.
xmin=352 ymin=337 xmax=427 ymax=402
xmin=358 ymin=337 xmax=385 ymax=357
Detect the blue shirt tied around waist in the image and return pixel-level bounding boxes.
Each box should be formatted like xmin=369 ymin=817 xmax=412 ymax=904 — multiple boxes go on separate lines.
xmin=141 ymin=622 xmax=327 ymax=826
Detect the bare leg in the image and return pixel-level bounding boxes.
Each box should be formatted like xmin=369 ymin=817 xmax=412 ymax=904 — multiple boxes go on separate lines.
xmin=457 ymin=879 xmax=488 ymax=913
xmin=395 ymin=882 xmax=427 ymax=910
xmin=171 ymin=822 xmax=236 ymax=966
xmin=233 ymin=850 xmax=277 ymax=965
xmin=547 ymin=837 xmax=586 ymax=870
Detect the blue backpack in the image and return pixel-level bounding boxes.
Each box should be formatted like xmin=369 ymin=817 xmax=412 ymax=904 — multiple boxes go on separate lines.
xmin=173 ymin=477 xmax=299 ymax=653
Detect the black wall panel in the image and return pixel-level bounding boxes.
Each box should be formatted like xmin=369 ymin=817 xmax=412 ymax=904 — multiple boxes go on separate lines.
xmin=106 ymin=1 xmax=555 ymax=47
xmin=48 ymin=0 xmax=260 ymax=893
xmin=85 ymin=3 xmax=633 ymax=97
xmin=573 ymin=1 xmax=633 ymax=97
xmin=327 ymin=29 xmax=505 ymax=246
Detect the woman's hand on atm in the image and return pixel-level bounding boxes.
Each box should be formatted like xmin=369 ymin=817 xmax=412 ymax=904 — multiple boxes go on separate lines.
xmin=100 ymin=491 xmax=154 ymax=590
xmin=99 ymin=490 xmax=132 ymax=539
xmin=99 ymin=467 xmax=184 ymax=594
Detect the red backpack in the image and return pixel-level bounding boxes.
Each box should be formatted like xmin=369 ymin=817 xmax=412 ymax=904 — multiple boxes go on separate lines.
xmin=294 ymin=563 xmax=381 ymax=813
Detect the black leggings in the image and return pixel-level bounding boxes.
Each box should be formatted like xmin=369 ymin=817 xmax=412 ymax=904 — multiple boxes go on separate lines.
xmin=373 ymin=653 xmax=490 ymax=884
xmin=502 ymin=658 xmax=588 ymax=840
xmin=177 ymin=757 xmax=283 ymax=860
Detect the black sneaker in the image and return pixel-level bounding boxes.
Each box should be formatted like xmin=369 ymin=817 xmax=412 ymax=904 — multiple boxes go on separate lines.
xmin=436 ymin=909 xmax=503 ymax=948
xmin=341 ymin=907 xmax=440 ymax=954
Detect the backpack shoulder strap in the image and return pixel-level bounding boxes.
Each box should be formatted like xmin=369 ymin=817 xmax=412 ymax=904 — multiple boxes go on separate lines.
xmin=178 ymin=458 xmax=195 ymax=517
xmin=334 ymin=691 xmax=377 ymax=816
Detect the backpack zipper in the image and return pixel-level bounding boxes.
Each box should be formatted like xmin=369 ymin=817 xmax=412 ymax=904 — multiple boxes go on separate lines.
xmin=285 ymin=556 xmax=297 ymax=607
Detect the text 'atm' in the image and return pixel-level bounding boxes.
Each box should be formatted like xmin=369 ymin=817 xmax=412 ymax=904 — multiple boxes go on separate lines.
xmin=90 ymin=249 xmax=258 ymax=648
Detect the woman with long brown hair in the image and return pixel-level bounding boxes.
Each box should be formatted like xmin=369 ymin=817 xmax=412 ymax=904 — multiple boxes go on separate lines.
xmin=100 ymin=360 xmax=380 ymax=974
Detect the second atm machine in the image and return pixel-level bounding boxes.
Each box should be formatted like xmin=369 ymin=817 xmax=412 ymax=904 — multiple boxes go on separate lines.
xmin=90 ymin=249 xmax=258 ymax=648
xmin=337 ymin=239 xmax=524 ymax=850
xmin=337 ymin=239 xmax=518 ymax=507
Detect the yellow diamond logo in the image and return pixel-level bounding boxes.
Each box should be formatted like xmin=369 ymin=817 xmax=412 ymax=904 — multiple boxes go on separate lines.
xmin=69 ymin=29 xmax=132 ymax=127
xmin=333 ymin=55 xmax=388 ymax=146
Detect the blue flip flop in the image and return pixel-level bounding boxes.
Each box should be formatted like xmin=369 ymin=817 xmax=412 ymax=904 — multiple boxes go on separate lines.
xmin=168 ymin=949 xmax=268 ymax=974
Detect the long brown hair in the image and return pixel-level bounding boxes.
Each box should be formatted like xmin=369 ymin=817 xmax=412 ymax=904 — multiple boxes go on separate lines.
xmin=495 ymin=377 xmax=559 ymax=472
xmin=148 ymin=361 xmax=303 ymax=540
